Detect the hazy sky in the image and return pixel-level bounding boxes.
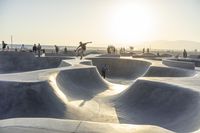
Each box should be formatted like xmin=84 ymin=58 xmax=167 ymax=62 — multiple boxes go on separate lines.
xmin=0 ymin=0 xmax=200 ymax=46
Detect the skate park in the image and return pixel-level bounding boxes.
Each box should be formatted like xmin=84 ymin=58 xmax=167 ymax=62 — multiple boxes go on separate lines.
xmin=0 ymin=52 xmax=200 ymax=133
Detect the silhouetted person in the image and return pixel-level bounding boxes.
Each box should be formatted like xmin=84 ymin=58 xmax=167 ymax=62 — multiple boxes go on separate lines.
xmin=113 ymin=47 xmax=116 ymax=54
xmin=55 ymin=45 xmax=59 ymax=54
xmin=142 ymin=48 xmax=145 ymax=53
xmin=101 ymin=64 xmax=109 ymax=79
xmin=75 ymin=41 xmax=92 ymax=59
xmin=147 ymin=48 xmax=150 ymax=53
xmin=37 ymin=43 xmax=41 ymax=57
xmin=157 ymin=52 xmax=160 ymax=57
xmin=107 ymin=46 xmax=111 ymax=54
xmin=64 ymin=46 xmax=67 ymax=53
xmin=33 ymin=44 xmax=37 ymax=53
xmin=183 ymin=49 xmax=187 ymax=58
xmin=2 ymin=41 xmax=7 ymax=51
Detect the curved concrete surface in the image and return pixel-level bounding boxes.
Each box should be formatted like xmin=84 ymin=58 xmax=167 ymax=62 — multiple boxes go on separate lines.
xmin=160 ymin=54 xmax=173 ymax=57
xmin=171 ymin=58 xmax=200 ymax=67
xmin=189 ymin=54 xmax=200 ymax=59
xmin=0 ymin=81 xmax=67 ymax=119
xmin=88 ymin=57 xmax=151 ymax=80
xmin=1 ymin=52 xmax=200 ymax=133
xmin=115 ymin=79 xmax=200 ymax=133
xmin=79 ymin=60 xmax=93 ymax=65
xmin=0 ymin=52 xmax=72 ymax=73
xmin=132 ymin=53 xmax=157 ymax=58
xmin=144 ymin=66 xmax=196 ymax=77
xmin=58 ymin=60 xmax=72 ymax=67
xmin=0 ymin=118 xmax=173 ymax=133
xmin=162 ymin=58 xmax=195 ymax=70
xmin=97 ymin=54 xmax=120 ymax=57
xmin=56 ymin=67 xmax=109 ymax=101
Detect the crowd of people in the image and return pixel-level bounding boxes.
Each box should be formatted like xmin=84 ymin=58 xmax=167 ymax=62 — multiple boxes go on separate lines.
xmin=1 ymin=41 xmax=93 ymax=59
xmin=1 ymin=41 xmax=190 ymax=59
xmin=1 ymin=40 xmax=193 ymax=79
xmin=1 ymin=41 xmax=44 ymax=57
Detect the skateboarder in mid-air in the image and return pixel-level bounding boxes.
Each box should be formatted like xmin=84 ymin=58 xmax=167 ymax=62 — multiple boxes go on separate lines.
xmin=75 ymin=41 xmax=92 ymax=59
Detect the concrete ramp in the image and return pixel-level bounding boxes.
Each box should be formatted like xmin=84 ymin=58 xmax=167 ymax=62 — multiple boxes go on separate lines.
xmin=88 ymin=57 xmax=151 ymax=80
xmin=0 ymin=52 xmax=70 ymax=73
xmin=0 ymin=118 xmax=174 ymax=133
xmin=162 ymin=58 xmax=195 ymax=70
xmin=144 ymin=66 xmax=197 ymax=77
xmin=0 ymin=56 xmax=199 ymax=132
xmin=56 ymin=67 xmax=110 ymax=101
xmin=171 ymin=58 xmax=200 ymax=67
xmin=115 ymin=79 xmax=200 ymax=132
xmin=0 ymin=81 xmax=67 ymax=119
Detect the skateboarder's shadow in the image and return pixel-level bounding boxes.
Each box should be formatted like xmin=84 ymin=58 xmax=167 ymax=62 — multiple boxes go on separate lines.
xmin=79 ymin=100 xmax=87 ymax=107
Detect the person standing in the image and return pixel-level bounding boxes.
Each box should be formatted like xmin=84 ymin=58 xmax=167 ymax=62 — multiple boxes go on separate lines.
xmin=55 ymin=45 xmax=59 ymax=54
xmin=183 ymin=49 xmax=187 ymax=58
xmin=2 ymin=41 xmax=7 ymax=51
xmin=33 ymin=44 xmax=37 ymax=53
xmin=64 ymin=46 xmax=67 ymax=53
xmin=37 ymin=43 xmax=41 ymax=57
xmin=75 ymin=41 xmax=92 ymax=59
xmin=101 ymin=64 xmax=109 ymax=79
xmin=147 ymin=48 xmax=150 ymax=53
xmin=142 ymin=48 xmax=145 ymax=53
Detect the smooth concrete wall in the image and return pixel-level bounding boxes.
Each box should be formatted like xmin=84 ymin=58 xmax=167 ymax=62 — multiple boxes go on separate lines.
xmin=0 ymin=52 xmax=69 ymax=73
xmin=59 ymin=60 xmax=72 ymax=67
xmin=188 ymin=55 xmax=200 ymax=59
xmin=0 ymin=118 xmax=174 ymax=133
xmin=172 ymin=58 xmax=200 ymax=67
xmin=144 ymin=66 xmax=196 ymax=77
xmin=115 ymin=79 xmax=200 ymax=133
xmin=80 ymin=60 xmax=93 ymax=66
xmin=97 ymin=54 xmax=120 ymax=57
xmin=162 ymin=59 xmax=195 ymax=70
xmin=88 ymin=58 xmax=151 ymax=80
xmin=56 ymin=67 xmax=109 ymax=101
xmin=0 ymin=81 xmax=67 ymax=119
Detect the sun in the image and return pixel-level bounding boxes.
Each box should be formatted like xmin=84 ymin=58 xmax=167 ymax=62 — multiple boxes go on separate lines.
xmin=107 ymin=3 xmax=155 ymax=43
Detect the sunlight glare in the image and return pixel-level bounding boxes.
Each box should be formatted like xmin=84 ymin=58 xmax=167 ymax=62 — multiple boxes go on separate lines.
xmin=108 ymin=3 xmax=155 ymax=43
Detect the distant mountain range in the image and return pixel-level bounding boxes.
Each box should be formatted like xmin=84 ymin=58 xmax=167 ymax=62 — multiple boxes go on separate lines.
xmin=135 ymin=40 xmax=200 ymax=51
